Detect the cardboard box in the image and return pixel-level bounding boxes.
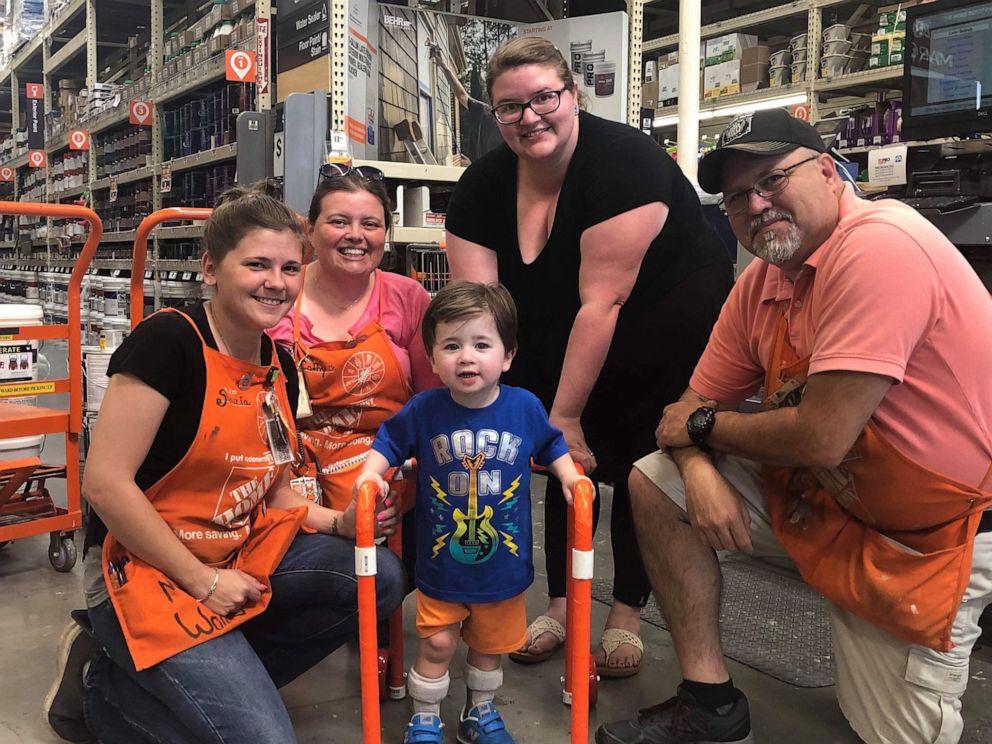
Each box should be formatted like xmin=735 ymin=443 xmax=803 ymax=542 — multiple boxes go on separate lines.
xmin=658 ymin=51 xmax=679 ymax=69
xmin=718 ymin=60 xmax=741 ymax=96
xmin=741 ymin=44 xmax=769 ymax=66
xmin=641 ymin=80 xmax=658 ymax=110
xmin=704 ymin=65 xmax=722 ymax=99
xmin=658 ymin=64 xmax=679 ymax=103
xmin=740 ymin=61 xmax=769 ymax=90
xmin=705 ymin=33 xmax=757 ymax=65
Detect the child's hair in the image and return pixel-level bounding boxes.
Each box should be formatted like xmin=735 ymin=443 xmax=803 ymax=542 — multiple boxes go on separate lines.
xmin=308 ymin=174 xmax=393 ymax=233
xmin=422 ymin=281 xmax=518 ymax=355
xmin=203 ymin=179 xmax=306 ymax=262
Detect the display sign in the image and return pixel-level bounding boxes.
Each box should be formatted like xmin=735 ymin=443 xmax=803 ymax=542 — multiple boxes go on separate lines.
xmin=868 ymin=144 xmax=908 ymax=186
xmin=26 ymin=82 xmax=44 ymax=150
xmin=791 ymin=104 xmax=811 ymax=121
xmin=68 ymin=129 xmax=90 ymax=150
xmin=129 ymin=100 xmax=153 ymax=126
xmin=160 ymin=163 xmax=172 ymax=193
xmin=0 ymin=167 xmax=14 ymax=181
xmin=226 ymin=50 xmax=257 ymax=82
xmin=27 ymin=150 xmax=46 ymax=168
xmin=277 ymin=0 xmax=328 ymax=74
xmin=109 ymin=175 xmax=118 ymax=202
xmin=257 ymin=17 xmax=270 ymax=94
xmin=519 ymin=13 xmax=629 ymax=124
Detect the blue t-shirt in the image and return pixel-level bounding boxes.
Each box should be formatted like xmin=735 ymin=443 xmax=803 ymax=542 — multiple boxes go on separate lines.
xmin=372 ymin=385 xmax=568 ymax=603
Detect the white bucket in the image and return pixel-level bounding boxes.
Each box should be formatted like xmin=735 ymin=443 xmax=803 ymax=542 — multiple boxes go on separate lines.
xmin=0 ymin=433 xmax=44 ymax=460
xmin=84 ymin=347 xmax=113 ymax=413
xmin=0 ymin=304 xmax=44 ymax=406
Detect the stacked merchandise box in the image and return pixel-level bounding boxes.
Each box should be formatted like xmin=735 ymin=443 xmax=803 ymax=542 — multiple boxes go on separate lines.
xmin=870 ymin=3 xmax=914 ymax=68
xmin=820 ymin=23 xmax=872 ymax=78
xmin=703 ymin=33 xmax=757 ymax=100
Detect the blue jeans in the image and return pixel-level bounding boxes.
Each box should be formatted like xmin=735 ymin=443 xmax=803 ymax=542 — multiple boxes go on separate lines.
xmin=83 ymin=533 xmax=405 ymax=744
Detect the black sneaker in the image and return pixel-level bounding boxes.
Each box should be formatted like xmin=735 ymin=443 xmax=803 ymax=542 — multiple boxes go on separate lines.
xmin=595 ymin=685 xmax=754 ymax=744
xmin=43 ymin=615 xmax=98 ymax=743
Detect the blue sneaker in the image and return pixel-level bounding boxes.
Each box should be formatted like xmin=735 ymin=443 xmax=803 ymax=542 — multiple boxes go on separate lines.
xmin=456 ymin=702 xmax=515 ymax=743
xmin=405 ymin=712 xmax=445 ymax=744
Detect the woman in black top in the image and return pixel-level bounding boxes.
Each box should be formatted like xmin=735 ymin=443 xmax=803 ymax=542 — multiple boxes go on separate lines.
xmin=446 ymin=37 xmax=733 ymax=676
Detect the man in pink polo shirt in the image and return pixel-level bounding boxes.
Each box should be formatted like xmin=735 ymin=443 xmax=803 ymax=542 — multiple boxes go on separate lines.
xmin=596 ymin=109 xmax=992 ymax=744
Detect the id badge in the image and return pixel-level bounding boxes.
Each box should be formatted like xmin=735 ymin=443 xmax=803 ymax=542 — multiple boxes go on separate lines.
xmin=263 ymin=391 xmax=295 ymax=465
xmin=290 ymin=475 xmax=321 ymax=504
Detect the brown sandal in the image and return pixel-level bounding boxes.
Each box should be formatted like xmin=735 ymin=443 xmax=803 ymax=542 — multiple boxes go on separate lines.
xmin=595 ymin=628 xmax=643 ymax=678
xmin=508 ymin=615 xmax=566 ymax=664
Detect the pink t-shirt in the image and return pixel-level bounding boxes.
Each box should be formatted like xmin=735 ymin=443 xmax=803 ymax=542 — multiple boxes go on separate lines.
xmin=267 ymin=269 xmax=441 ymax=393
xmin=692 ymin=185 xmax=992 ymax=489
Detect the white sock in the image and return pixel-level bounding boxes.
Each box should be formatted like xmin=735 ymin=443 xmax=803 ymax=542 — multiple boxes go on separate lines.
xmin=465 ymin=664 xmax=502 ymax=710
xmin=407 ymin=667 xmax=449 ymax=717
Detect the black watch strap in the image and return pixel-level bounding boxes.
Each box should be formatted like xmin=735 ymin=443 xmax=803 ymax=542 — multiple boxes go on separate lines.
xmin=687 ymin=406 xmax=717 ymax=448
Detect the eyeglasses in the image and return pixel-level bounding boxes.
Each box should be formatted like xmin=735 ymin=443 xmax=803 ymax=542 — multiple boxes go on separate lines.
xmin=318 ymin=163 xmax=385 ymax=182
xmin=718 ymin=155 xmax=820 ymax=216
xmin=492 ymin=88 xmax=567 ymax=125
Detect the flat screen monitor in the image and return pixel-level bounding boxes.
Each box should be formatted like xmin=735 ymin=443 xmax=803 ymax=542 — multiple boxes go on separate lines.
xmin=902 ymin=0 xmax=992 ymax=140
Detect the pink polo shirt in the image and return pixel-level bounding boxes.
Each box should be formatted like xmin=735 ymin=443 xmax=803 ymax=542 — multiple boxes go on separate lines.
xmin=268 ymin=269 xmax=442 ymax=393
xmin=691 ymin=185 xmax=992 ymax=489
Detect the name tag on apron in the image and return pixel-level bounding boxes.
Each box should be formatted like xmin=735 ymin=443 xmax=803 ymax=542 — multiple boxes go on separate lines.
xmin=263 ymin=391 xmax=294 ymax=465
xmin=290 ymin=475 xmax=321 ymax=503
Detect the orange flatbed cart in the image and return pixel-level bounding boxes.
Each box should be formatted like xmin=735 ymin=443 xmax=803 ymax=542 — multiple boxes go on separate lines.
xmin=0 ymin=201 xmax=103 ymax=571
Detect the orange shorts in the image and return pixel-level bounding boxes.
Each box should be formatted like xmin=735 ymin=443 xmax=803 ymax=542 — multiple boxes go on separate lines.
xmin=415 ymin=591 xmax=528 ymax=655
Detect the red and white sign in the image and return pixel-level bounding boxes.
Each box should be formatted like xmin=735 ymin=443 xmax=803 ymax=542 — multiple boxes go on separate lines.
xmin=256 ymin=18 xmax=269 ymax=94
xmin=791 ymin=104 xmax=811 ymax=122
xmin=28 ymin=150 xmax=47 ymax=168
xmin=160 ymin=163 xmax=172 ymax=194
xmin=226 ymin=50 xmax=257 ymax=83
xmin=129 ymin=100 xmax=153 ymax=126
xmin=109 ymin=175 xmax=118 ymax=203
xmin=68 ymin=129 xmax=90 ymax=150
xmin=0 ymin=166 xmax=14 ymax=182
xmin=25 ymin=83 xmax=43 ymax=99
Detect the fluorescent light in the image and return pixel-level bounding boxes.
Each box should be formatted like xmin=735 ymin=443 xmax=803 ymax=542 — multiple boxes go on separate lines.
xmin=653 ymin=92 xmax=809 ymax=129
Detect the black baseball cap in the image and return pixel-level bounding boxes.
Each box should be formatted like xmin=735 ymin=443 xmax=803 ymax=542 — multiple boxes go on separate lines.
xmin=697 ymin=108 xmax=827 ymax=194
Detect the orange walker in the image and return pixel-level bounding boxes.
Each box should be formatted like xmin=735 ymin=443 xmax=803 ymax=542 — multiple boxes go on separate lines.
xmin=0 ymin=201 xmax=102 ymax=570
xmin=355 ymin=469 xmax=598 ymax=744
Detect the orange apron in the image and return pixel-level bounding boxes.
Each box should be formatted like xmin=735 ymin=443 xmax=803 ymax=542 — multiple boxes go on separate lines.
xmin=292 ymin=269 xmax=412 ymax=510
xmin=102 ymin=309 xmax=307 ymax=671
xmin=762 ymin=312 xmax=992 ymax=651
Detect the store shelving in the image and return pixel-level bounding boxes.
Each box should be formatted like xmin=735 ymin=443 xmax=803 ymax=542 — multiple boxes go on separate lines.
xmin=355 ymin=160 xmax=463 ymax=184
xmin=165 ymin=143 xmax=238 ymax=174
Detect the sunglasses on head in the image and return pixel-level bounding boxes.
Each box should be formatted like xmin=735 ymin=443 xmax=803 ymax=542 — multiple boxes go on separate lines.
xmin=318 ymin=163 xmax=385 ymax=182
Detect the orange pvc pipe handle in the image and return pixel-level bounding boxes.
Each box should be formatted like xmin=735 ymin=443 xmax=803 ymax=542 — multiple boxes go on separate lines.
xmin=568 ymin=474 xmax=595 ymax=743
xmin=0 ymin=201 xmax=102 ymax=434
xmin=131 ymin=208 xmax=212 ymax=328
xmin=356 ymin=480 xmax=382 ymax=744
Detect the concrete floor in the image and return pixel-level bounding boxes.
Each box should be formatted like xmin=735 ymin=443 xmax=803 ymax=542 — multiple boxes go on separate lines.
xmin=0 ymin=342 xmax=988 ymax=742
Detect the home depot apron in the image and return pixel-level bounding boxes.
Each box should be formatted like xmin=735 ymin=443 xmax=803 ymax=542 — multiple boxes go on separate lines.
xmin=102 ymin=309 xmax=306 ymax=671
xmin=292 ymin=269 xmax=412 ymax=510
xmin=762 ymin=312 xmax=992 ymax=651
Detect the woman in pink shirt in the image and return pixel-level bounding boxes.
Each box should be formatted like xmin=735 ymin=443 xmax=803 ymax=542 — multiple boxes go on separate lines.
xmin=268 ymin=165 xmax=439 ymax=522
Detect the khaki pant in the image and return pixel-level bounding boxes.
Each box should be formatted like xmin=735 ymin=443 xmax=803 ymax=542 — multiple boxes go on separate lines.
xmin=634 ymin=451 xmax=992 ymax=744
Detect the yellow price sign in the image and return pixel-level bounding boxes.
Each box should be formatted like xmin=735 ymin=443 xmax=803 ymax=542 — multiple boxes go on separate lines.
xmin=0 ymin=335 xmax=13 ymax=341
xmin=0 ymin=381 xmax=56 ymax=397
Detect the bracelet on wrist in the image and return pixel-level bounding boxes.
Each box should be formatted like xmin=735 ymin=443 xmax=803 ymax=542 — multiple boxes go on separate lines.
xmin=198 ymin=568 xmax=220 ymax=603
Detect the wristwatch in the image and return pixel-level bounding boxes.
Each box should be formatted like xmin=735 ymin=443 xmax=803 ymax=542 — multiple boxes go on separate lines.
xmin=686 ymin=406 xmax=717 ymax=448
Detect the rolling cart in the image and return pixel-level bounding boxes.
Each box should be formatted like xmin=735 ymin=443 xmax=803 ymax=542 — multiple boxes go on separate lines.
xmin=0 ymin=201 xmax=103 ymax=571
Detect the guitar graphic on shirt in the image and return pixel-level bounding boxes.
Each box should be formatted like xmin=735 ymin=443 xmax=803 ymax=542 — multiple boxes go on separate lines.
xmin=450 ymin=453 xmax=499 ymax=564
